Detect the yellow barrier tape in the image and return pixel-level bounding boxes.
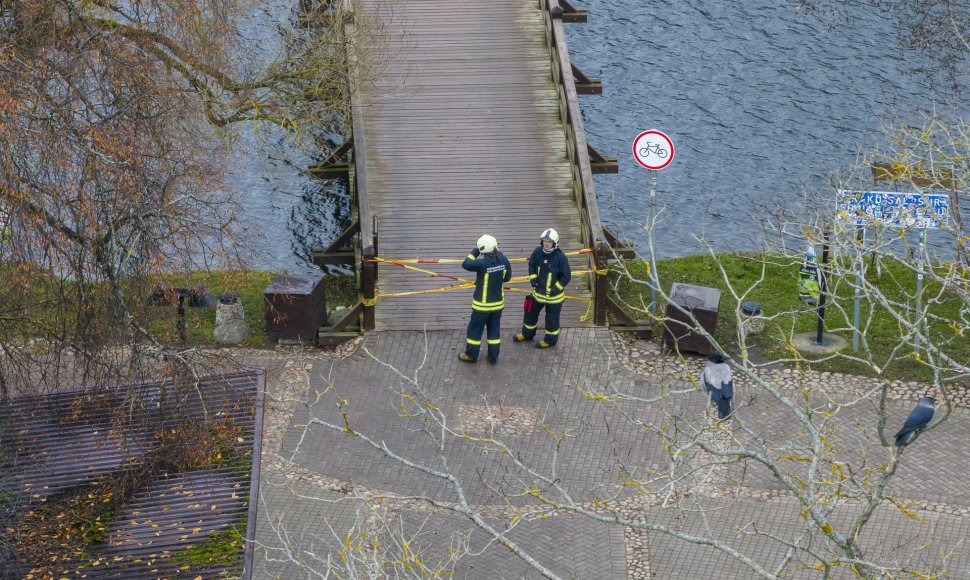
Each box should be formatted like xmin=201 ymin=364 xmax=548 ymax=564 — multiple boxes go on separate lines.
xmin=364 ymin=283 xmax=589 ymax=303
xmin=510 ymin=288 xmax=589 ymax=301
xmin=573 ymin=268 xmax=609 ymax=276
xmin=369 ymin=257 xmax=458 ymax=280
xmin=372 ymin=248 xmax=595 ymax=265
xmin=368 ymin=259 xmax=605 ymax=283
xmin=361 ymin=256 xmax=599 ymax=305
xmin=371 ymin=257 xmax=526 ymax=288
xmin=379 ymin=283 xmax=474 ymax=299
xmin=362 ymin=285 xmax=589 ymax=305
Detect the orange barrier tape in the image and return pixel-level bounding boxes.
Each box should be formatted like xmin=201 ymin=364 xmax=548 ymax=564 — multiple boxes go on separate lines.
xmin=372 ymin=248 xmax=595 ymax=265
xmin=360 ymin=256 xmax=602 ymax=304
xmin=366 ymin=285 xmax=590 ymax=303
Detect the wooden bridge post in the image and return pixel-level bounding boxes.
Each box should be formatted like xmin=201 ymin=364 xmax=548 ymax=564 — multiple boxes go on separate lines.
xmin=361 ymin=245 xmax=377 ymax=331
xmin=594 ymin=238 xmax=608 ymax=326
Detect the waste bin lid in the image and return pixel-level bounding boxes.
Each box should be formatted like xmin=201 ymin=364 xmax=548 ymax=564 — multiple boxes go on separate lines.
xmin=670 ymin=283 xmax=721 ymax=310
xmin=264 ymin=274 xmax=324 ymax=295
xmin=741 ymin=301 xmax=762 ymax=316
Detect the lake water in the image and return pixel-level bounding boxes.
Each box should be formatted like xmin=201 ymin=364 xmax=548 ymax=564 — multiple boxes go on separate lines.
xmin=564 ymin=0 xmax=968 ymax=258
xmin=227 ymin=3 xmax=352 ymax=274
xmin=238 ymin=0 xmax=966 ymax=273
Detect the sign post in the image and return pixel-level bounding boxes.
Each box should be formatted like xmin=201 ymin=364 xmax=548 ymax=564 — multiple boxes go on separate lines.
xmin=633 ymin=130 xmax=675 ymax=314
xmin=915 ymin=228 xmax=925 ymax=354
xmin=816 ymin=232 xmax=830 ymax=346
xmin=837 ymin=190 xmax=950 ymax=353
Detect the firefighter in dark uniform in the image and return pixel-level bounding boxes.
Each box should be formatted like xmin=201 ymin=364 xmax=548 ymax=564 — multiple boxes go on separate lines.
xmin=514 ymin=228 xmax=571 ymax=348
xmin=459 ymin=234 xmax=513 ymax=364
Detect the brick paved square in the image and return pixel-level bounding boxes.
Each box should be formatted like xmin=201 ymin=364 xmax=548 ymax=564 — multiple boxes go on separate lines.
xmin=458 ymin=403 xmax=539 ymax=437
xmin=256 ymin=327 xmax=970 ymax=579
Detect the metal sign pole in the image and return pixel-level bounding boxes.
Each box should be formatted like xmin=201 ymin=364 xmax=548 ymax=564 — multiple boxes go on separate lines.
xmin=853 ymin=259 xmax=862 ymax=352
xmin=838 ymin=190 xmax=950 ymax=355
xmin=632 ymin=129 xmax=674 ymax=316
xmin=815 ymin=230 xmax=830 ymax=345
xmin=649 ymin=170 xmax=658 ymax=314
xmin=853 ymin=226 xmax=864 ymax=353
xmin=914 ymin=228 xmax=925 ymax=354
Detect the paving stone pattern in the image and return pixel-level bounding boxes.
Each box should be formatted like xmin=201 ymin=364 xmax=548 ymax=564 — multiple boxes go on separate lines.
xmin=645 ymin=496 xmax=970 ymax=579
xmin=254 ymin=329 xmax=970 ymax=579
xmin=255 ymin=477 xmax=624 ymax=579
xmin=279 ymin=328 xmax=670 ymax=509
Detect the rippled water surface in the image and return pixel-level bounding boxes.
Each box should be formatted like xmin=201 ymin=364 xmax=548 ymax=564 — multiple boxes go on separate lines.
xmin=564 ymin=0 xmax=966 ymax=257
xmin=228 ymin=3 xmax=351 ymax=274
xmin=240 ymin=0 xmax=965 ymax=271
xmin=229 ymin=129 xmax=349 ymax=274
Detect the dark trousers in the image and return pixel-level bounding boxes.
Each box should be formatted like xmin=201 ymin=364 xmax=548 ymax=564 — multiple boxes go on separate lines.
xmin=520 ymin=299 xmax=562 ymax=346
xmin=465 ymin=309 xmax=502 ymax=361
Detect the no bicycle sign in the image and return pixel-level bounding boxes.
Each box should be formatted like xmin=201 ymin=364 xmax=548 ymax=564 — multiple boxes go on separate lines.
xmin=633 ymin=130 xmax=674 ymax=170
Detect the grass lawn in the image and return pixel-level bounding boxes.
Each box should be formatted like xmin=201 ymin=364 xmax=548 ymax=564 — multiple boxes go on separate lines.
xmin=0 ymin=267 xmax=359 ymax=349
xmin=611 ymin=253 xmax=969 ymax=383
xmin=144 ymin=270 xmax=359 ymax=347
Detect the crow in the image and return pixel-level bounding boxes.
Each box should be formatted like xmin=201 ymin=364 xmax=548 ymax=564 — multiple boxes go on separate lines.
xmin=894 ymin=396 xmax=936 ymax=448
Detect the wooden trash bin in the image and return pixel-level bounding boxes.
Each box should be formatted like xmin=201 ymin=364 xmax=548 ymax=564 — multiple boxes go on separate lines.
xmin=264 ymin=274 xmax=326 ymax=342
xmin=662 ymin=282 xmax=721 ymax=355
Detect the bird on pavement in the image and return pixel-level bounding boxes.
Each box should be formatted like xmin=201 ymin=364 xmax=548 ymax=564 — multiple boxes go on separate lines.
xmin=894 ymin=396 xmax=936 ymax=448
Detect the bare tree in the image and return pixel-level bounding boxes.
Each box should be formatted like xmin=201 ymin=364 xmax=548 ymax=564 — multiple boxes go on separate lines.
xmin=794 ymin=0 xmax=970 ymax=95
xmin=245 ymin=3 xmax=968 ymax=577
xmin=252 ymin=160 xmax=969 ymax=578
xmin=860 ymin=111 xmax=970 ymax=267
xmin=0 ymin=0 xmax=389 ymax=397
xmin=0 ymin=2 xmax=395 ymax=576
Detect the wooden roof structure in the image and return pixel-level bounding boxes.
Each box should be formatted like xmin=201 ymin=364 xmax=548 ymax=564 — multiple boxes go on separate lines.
xmin=0 ymin=371 xmax=264 ymax=579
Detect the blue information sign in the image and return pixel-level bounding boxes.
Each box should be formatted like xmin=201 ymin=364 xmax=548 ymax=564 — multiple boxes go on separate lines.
xmin=837 ymin=190 xmax=950 ymax=229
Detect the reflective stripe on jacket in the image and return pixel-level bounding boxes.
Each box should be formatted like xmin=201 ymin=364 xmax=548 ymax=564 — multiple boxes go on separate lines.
xmin=529 ymin=246 xmax=571 ymax=304
xmin=462 ymin=250 xmax=513 ymax=312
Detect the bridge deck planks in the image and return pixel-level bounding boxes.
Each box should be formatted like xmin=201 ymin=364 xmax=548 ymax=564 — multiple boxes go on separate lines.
xmin=360 ymin=0 xmax=592 ymax=331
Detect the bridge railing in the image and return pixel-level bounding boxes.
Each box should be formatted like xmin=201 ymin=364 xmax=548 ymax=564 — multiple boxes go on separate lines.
xmin=310 ymin=0 xmax=377 ymax=338
xmin=343 ymin=0 xmax=378 ymax=332
xmin=539 ymin=0 xmax=607 ymax=325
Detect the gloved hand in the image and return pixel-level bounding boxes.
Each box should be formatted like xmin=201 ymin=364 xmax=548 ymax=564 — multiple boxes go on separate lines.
xmin=530 ymin=279 xmax=539 ymax=289
xmin=472 ymin=247 xmax=481 ymax=257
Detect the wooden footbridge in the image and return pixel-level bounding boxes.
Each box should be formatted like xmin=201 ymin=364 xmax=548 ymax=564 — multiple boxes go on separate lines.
xmin=311 ymin=0 xmax=632 ymax=340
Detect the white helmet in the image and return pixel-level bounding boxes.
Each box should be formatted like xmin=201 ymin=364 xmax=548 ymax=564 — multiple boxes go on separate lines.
xmin=539 ymin=228 xmax=559 ymax=253
xmin=477 ymin=234 xmax=498 ymax=254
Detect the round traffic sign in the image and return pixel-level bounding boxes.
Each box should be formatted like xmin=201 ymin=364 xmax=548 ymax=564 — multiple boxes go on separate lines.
xmin=633 ymin=130 xmax=674 ymax=170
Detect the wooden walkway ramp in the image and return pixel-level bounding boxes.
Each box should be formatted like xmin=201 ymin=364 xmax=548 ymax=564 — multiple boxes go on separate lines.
xmin=358 ymin=0 xmax=594 ymax=331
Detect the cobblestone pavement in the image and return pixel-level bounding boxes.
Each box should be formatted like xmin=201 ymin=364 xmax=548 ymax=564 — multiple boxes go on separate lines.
xmin=252 ymin=330 xmax=970 ymax=579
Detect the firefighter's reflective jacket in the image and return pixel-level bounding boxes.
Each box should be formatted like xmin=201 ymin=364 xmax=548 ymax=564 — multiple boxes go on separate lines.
xmin=462 ymin=249 xmax=513 ymax=312
xmin=528 ymin=246 xmax=571 ymax=304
